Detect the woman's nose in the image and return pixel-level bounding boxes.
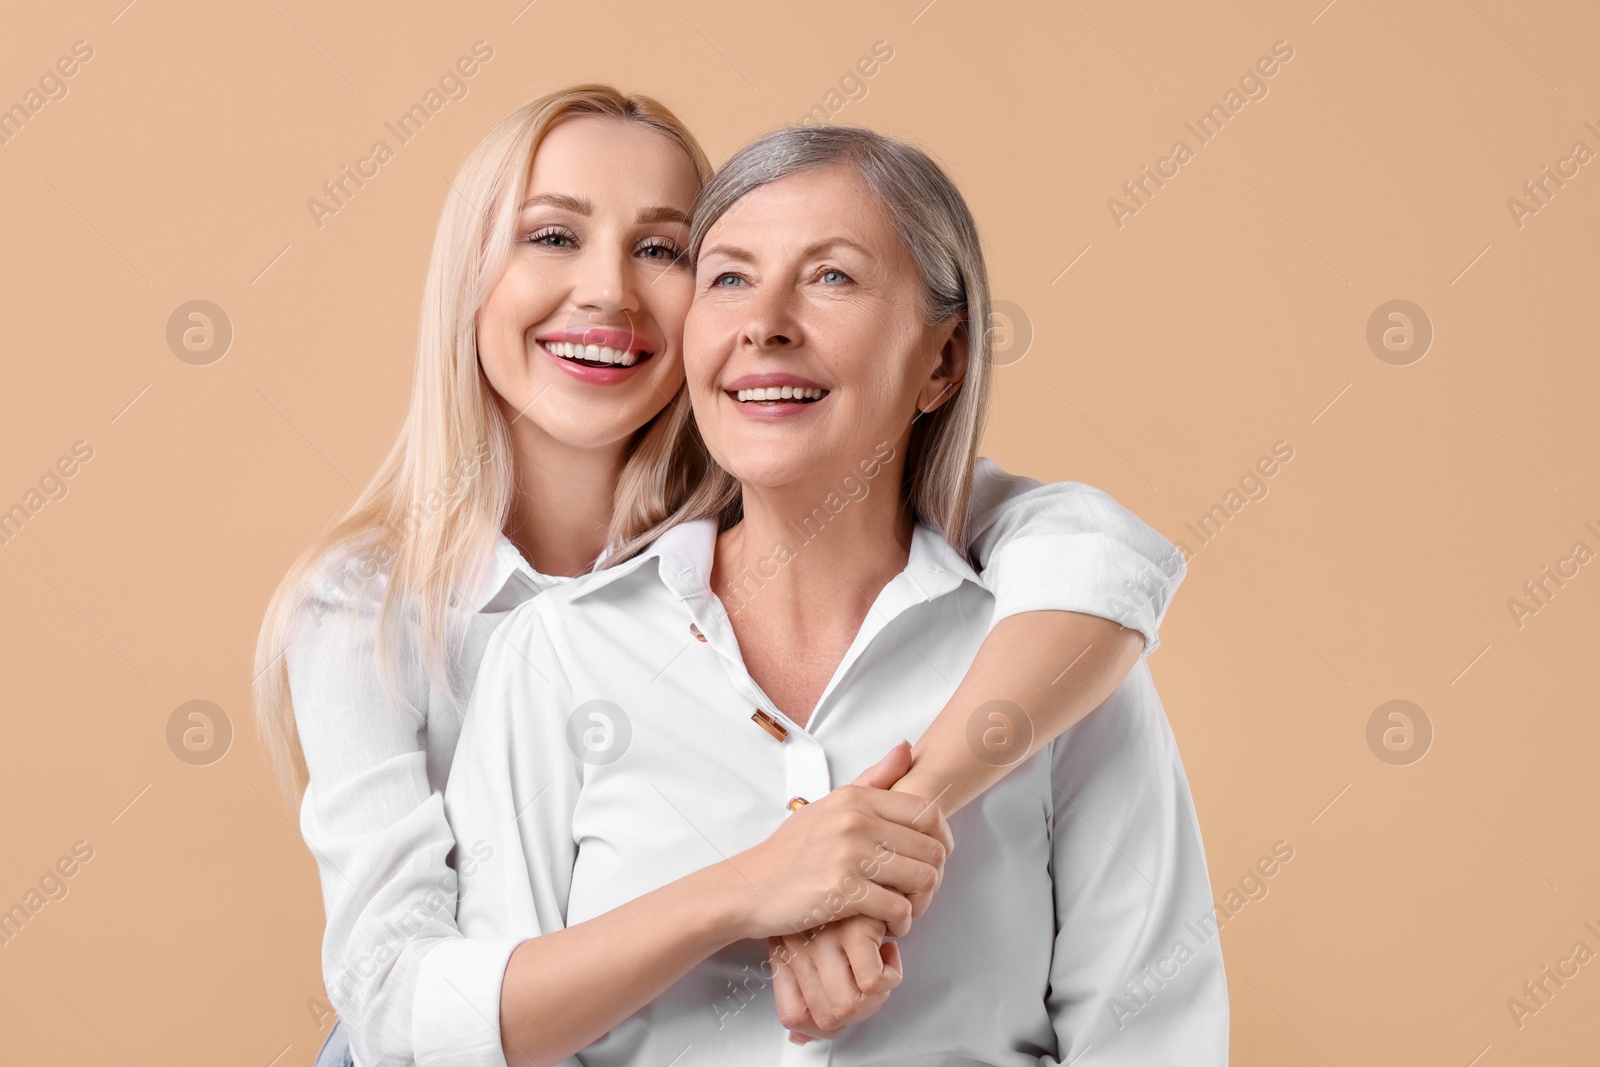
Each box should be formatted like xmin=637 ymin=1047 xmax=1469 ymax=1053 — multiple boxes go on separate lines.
xmin=741 ymin=287 xmax=801 ymax=351
xmin=574 ymin=246 xmax=640 ymax=316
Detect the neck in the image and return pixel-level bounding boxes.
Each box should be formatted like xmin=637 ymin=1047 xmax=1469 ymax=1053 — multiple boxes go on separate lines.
xmin=712 ymin=451 xmax=914 ymax=725
xmin=502 ymin=418 xmax=629 ymax=579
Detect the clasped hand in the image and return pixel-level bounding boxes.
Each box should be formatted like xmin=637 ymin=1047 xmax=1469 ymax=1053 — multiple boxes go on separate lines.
xmin=751 ymin=742 xmax=950 ymax=1043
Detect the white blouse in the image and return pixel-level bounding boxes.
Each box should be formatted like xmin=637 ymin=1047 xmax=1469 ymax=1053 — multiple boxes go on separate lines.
xmin=442 ymin=518 xmax=1227 ymax=1066
xmin=284 ymin=460 xmax=1187 ymax=1067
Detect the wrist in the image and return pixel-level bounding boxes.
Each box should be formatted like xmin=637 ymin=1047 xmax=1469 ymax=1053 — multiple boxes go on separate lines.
xmin=890 ymin=756 xmax=968 ymax=816
xmin=695 ymin=857 xmax=762 ymax=943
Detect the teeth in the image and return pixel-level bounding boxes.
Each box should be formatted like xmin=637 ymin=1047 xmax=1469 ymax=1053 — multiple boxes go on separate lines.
xmin=543 ymin=341 xmax=641 ymax=367
xmin=734 ymin=386 xmax=825 ymax=402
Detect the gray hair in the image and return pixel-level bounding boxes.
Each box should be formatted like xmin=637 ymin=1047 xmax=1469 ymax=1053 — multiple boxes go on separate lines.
xmin=611 ymin=124 xmax=994 ymax=561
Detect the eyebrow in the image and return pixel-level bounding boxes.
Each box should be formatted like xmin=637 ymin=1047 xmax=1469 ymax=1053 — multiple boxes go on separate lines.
xmin=520 ymin=193 xmax=591 ymax=214
xmin=638 ymin=205 xmax=692 ymax=226
xmin=519 ymin=194 xmax=689 ymax=226
xmin=699 ymin=236 xmax=873 ymax=262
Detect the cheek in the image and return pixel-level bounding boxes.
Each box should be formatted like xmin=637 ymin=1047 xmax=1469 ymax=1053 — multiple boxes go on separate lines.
xmin=821 ymin=311 xmax=916 ymax=396
xmin=481 ymin=260 xmax=561 ymax=349
xmin=682 ymin=301 xmax=731 ymax=390
xmin=644 ymin=275 xmax=695 ymax=348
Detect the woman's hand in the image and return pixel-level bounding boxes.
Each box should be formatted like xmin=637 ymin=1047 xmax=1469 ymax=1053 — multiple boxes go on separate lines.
xmin=771 ymin=915 xmax=902 ymax=1042
xmin=720 ymin=741 xmax=953 ymax=941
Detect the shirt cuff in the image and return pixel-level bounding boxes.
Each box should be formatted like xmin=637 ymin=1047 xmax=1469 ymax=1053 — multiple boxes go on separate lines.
xmin=982 ymin=532 xmax=1182 ymax=655
xmin=413 ymin=937 xmax=522 ymax=1067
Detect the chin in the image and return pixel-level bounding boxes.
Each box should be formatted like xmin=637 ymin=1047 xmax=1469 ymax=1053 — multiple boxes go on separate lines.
xmin=723 ymin=458 xmax=811 ymax=492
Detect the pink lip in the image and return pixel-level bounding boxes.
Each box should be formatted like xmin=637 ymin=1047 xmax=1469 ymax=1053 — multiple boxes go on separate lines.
xmin=725 ymin=373 xmax=827 ymax=391
xmin=535 ymin=327 xmax=657 ymax=387
xmin=543 ymin=350 xmax=646 ymax=385
xmin=724 ymin=372 xmax=830 ymax=422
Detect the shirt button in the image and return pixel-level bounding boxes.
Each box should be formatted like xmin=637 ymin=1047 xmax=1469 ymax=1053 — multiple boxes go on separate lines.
xmin=689 ymin=622 xmax=707 ymax=643
xmin=786 ymin=796 xmax=810 ymax=812
xmin=751 ymin=708 xmax=789 ymax=742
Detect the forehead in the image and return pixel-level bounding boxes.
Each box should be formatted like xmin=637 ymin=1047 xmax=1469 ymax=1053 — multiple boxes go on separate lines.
xmin=525 ymin=114 xmax=699 ymax=205
xmin=705 ymin=165 xmax=904 ymax=256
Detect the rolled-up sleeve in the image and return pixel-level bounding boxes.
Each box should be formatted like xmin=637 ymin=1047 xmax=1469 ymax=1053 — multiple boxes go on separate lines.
xmin=431 ymin=601 xmax=583 ymax=1067
xmin=966 ymin=458 xmax=1186 ymax=654
xmin=1040 ymin=660 xmax=1229 ymax=1065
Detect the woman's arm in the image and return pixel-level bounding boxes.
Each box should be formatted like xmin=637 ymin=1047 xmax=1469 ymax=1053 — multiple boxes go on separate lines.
xmin=773 ymin=616 xmax=1142 ymax=1039
xmin=285 ymin=550 xmax=474 ymax=1067
xmin=893 ymin=610 xmax=1142 ymax=811
xmin=491 ymin=763 xmax=944 ymax=1067
xmin=772 ymin=460 xmax=1183 ymax=1037
xmin=441 ymin=602 xmax=954 ymax=1067
xmin=905 ymin=457 xmax=1184 ymax=809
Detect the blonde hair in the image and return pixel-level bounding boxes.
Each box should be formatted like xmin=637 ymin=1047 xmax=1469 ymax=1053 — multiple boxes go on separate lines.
xmin=252 ymin=85 xmax=711 ymax=799
xmin=608 ymin=124 xmax=993 ymax=562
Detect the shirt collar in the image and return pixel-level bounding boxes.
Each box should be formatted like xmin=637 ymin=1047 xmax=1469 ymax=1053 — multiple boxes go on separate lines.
xmin=469 ymin=533 xmax=561 ymax=612
xmin=565 ymin=516 xmax=980 ymax=606
xmin=562 ymin=519 xmax=711 ymax=604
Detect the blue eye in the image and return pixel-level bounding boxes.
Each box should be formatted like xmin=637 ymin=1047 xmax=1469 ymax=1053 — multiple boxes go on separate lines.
xmin=713 ymin=273 xmax=744 ymax=287
xmin=820 ymin=269 xmax=849 ymax=284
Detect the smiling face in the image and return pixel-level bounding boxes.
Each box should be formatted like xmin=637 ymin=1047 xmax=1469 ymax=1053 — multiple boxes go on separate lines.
xmin=685 ymin=164 xmax=966 ymax=496
xmin=477 ymin=115 xmax=700 ymax=454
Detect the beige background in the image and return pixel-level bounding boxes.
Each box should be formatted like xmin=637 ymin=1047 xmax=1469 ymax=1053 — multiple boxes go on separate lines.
xmin=1 ymin=0 xmax=1596 ymax=1063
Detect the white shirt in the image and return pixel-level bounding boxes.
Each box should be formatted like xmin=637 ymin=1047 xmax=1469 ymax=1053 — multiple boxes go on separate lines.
xmin=284 ymin=460 xmax=1188 ymax=1067
xmin=444 ymin=517 xmax=1227 ymax=1066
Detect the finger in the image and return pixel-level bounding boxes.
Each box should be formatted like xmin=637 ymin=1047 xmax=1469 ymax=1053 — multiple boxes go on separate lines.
xmin=771 ymin=939 xmax=815 ymax=1033
xmin=811 ymin=928 xmax=875 ymax=1027
xmin=850 ymin=818 xmax=948 ymax=875
xmin=858 ymin=849 xmax=941 ymax=902
xmin=851 ymin=740 xmax=913 ymax=789
xmin=777 ymin=934 xmax=851 ymax=1043
xmin=786 ymin=935 xmax=845 ymax=1033
xmin=880 ymin=939 xmax=903 ymax=985
xmin=843 ymin=881 xmax=916 ymax=932
xmin=840 ymin=921 xmax=897 ymax=996
xmin=852 ymin=789 xmax=956 ymax=856
xmin=904 ymin=797 xmax=955 ymax=857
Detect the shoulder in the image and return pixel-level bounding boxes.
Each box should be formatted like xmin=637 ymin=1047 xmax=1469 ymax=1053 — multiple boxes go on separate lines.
xmin=971 ymin=456 xmax=1138 ymax=520
xmin=973 ymin=457 xmax=1177 ymax=555
xmin=299 ymin=534 xmax=397 ymax=624
xmin=281 ymin=535 xmax=410 ymax=692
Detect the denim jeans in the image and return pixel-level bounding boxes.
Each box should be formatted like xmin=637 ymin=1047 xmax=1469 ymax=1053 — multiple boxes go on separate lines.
xmin=314 ymin=1022 xmax=354 ymax=1067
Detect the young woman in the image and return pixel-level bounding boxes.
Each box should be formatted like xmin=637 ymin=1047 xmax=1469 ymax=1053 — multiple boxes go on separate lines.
xmin=252 ymin=87 xmax=1185 ymax=1067
xmin=443 ymin=123 xmax=1225 ymax=1066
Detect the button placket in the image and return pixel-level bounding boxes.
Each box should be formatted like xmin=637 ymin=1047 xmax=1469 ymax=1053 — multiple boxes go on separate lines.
xmin=783 ymin=733 xmax=831 ymax=815
xmin=671 ymin=587 xmax=831 ymax=812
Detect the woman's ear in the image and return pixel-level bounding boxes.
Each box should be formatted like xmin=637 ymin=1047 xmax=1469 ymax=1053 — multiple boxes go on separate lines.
xmin=916 ymin=316 xmax=969 ymax=415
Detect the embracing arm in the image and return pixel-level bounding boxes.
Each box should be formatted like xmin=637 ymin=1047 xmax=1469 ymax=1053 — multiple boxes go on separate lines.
xmin=897 ymin=458 xmax=1185 ymax=810
xmin=773 ymin=460 xmax=1185 ymax=1037
xmin=891 ymin=610 xmax=1142 ymax=812
xmin=443 ymin=607 xmax=951 ymax=1067
xmin=490 ymin=864 xmax=766 ymax=1067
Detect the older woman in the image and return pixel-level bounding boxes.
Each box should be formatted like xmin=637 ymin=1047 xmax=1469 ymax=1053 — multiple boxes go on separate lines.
xmin=444 ymin=126 xmax=1227 ymax=1066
